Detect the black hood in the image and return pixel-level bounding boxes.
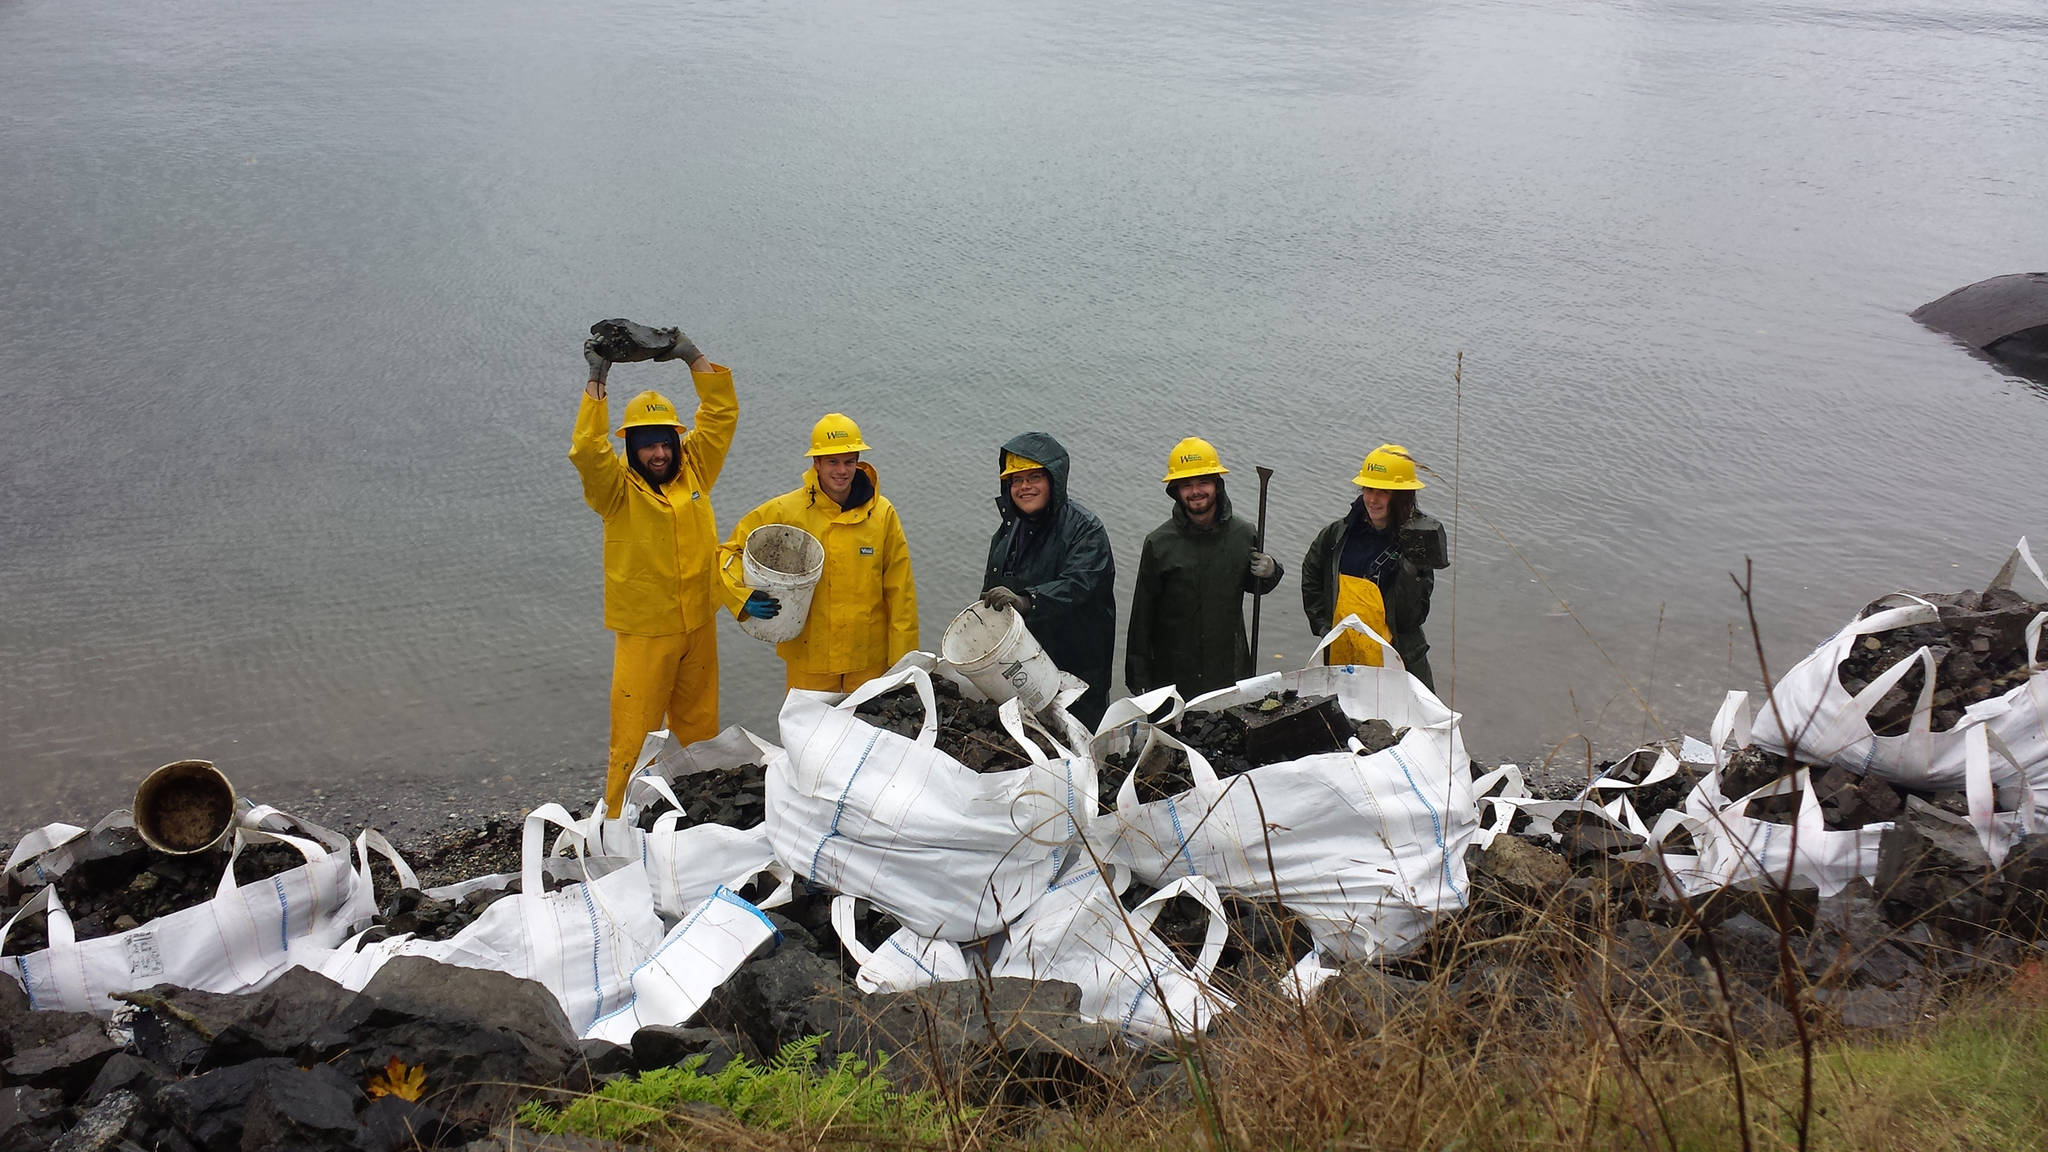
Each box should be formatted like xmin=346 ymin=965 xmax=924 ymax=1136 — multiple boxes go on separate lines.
xmin=625 ymin=425 xmax=681 ymax=489
xmin=1170 ymin=474 xmax=1234 ymax=529
xmin=994 ymin=431 xmax=1072 ymax=520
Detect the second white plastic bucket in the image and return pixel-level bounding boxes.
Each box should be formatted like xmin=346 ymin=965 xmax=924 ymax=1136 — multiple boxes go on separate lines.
xmin=940 ymin=602 xmax=1061 ymax=712
xmin=739 ymin=524 xmax=825 ymax=643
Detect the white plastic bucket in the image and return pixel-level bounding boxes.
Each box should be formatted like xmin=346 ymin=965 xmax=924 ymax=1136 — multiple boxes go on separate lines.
xmin=940 ymin=602 xmax=1061 ymax=712
xmin=739 ymin=525 xmax=825 ymax=643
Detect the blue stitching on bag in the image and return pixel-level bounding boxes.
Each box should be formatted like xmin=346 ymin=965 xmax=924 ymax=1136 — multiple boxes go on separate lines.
xmin=580 ymin=881 xmax=604 ymax=1018
xmin=588 ymin=885 xmax=776 ymax=1030
xmin=808 ymin=729 xmax=883 ymax=890
xmin=273 ymin=877 xmax=290 ymax=951
xmin=15 ymin=958 xmax=33 ymax=1010
xmin=888 ymin=938 xmax=945 ymax=983
xmin=1166 ymin=797 xmax=1196 ymax=877
xmin=1391 ymin=747 xmax=1464 ymax=907
xmin=1121 ymin=984 xmax=1150 ymax=1032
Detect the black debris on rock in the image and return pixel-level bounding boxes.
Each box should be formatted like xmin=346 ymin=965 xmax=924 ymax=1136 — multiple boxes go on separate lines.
xmin=854 ymin=677 xmax=1032 ymax=773
xmin=634 ymin=763 xmax=766 ymax=832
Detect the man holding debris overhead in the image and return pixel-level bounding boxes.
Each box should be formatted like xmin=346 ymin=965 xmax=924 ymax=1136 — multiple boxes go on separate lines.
xmin=570 ymin=320 xmax=737 ymax=817
xmin=982 ymin=433 xmax=1116 ymax=727
xmin=1126 ymin=437 xmax=1283 ymax=697
xmin=717 ymin=413 xmax=920 ymax=693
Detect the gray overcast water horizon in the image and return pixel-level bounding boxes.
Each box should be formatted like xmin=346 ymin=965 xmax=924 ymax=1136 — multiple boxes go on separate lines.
xmin=3 ymin=0 xmax=2046 ymax=839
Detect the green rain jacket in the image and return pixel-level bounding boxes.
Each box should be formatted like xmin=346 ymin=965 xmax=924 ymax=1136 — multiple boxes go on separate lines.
xmin=1301 ymin=504 xmax=1450 ymax=689
xmin=982 ymin=432 xmax=1117 ymax=727
xmin=1125 ymin=479 xmax=1284 ymax=697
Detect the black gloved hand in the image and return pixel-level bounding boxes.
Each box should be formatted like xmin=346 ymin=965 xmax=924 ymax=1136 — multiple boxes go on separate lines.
xmin=983 ymin=586 xmax=1029 ymax=614
xmin=589 ymin=319 xmax=700 ymax=365
xmin=583 ymin=337 xmax=611 ymax=384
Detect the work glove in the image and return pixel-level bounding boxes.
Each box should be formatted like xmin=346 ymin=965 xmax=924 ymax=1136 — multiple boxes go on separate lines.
xmin=743 ymin=590 xmax=781 ymax=620
xmin=582 ymin=337 xmax=611 ymax=385
xmin=588 ymin=318 xmax=701 ymax=365
xmin=1247 ymin=551 xmax=1277 ymax=580
xmin=982 ymin=586 xmax=1029 ymax=614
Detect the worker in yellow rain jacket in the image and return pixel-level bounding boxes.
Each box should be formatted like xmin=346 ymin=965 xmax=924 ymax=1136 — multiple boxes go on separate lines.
xmin=1300 ymin=444 xmax=1450 ymax=690
xmin=718 ymin=413 xmax=919 ymax=692
xmin=569 ymin=322 xmax=738 ymax=816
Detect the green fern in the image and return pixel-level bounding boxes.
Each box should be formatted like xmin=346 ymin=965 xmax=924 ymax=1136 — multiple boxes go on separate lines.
xmin=517 ymin=1034 xmax=969 ymax=1143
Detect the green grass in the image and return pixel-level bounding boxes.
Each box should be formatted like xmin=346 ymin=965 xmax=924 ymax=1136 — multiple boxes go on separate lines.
xmin=516 ymin=1034 xmax=971 ymax=1146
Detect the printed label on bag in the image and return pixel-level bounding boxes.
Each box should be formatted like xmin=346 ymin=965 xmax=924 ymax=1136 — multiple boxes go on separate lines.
xmin=126 ymin=932 xmax=165 ymax=978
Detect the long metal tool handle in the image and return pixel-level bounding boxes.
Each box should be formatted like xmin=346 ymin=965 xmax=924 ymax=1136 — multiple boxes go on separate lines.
xmin=1248 ymin=465 xmax=1275 ymax=658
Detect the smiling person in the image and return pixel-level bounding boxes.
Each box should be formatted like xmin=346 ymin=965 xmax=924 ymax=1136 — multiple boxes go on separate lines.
xmin=1300 ymin=443 xmax=1450 ymax=690
xmin=569 ymin=324 xmax=737 ymax=817
xmin=982 ymin=433 xmax=1116 ymax=726
xmin=717 ymin=413 xmax=919 ymax=693
xmin=1125 ymin=437 xmax=1283 ymax=698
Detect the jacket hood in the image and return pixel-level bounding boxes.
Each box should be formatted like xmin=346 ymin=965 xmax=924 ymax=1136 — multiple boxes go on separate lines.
xmin=996 ymin=431 xmax=1071 ymax=519
xmin=1170 ymin=474 xmax=1234 ymax=531
xmin=805 ymin=460 xmax=879 ymax=517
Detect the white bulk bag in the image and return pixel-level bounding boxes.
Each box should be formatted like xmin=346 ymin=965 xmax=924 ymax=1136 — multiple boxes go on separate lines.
xmin=562 ymin=772 xmax=793 ymax=924
xmin=989 ymin=865 xmax=1233 ymax=1048
xmin=2 ymin=807 xmax=367 ymax=1014
xmin=1092 ymin=619 xmax=1475 ymax=961
xmin=583 ymin=885 xmax=780 ymax=1045
xmin=829 ymin=896 xmax=976 ymax=994
xmin=766 ymin=664 xmax=1097 ymax=940
xmin=316 ymin=804 xmax=665 ymax=1035
xmin=1647 ymin=691 xmax=1892 ymax=897
xmin=1752 ymin=538 xmax=2048 ymax=805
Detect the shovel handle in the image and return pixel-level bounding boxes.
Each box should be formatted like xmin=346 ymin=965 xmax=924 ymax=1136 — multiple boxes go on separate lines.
xmin=1250 ymin=466 xmax=1275 ymax=656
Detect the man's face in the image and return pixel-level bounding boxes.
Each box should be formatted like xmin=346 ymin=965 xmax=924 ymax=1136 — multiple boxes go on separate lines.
xmin=634 ymin=437 xmax=676 ymax=483
xmin=1174 ymin=475 xmax=1219 ymax=523
xmin=815 ymin=452 xmax=860 ymax=504
xmin=1008 ymin=468 xmax=1051 ymax=515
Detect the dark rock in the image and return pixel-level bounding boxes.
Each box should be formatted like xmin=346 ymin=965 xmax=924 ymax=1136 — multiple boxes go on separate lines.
xmin=156 ymin=1056 xmax=301 ymax=1151
xmin=359 ymin=1094 xmax=453 ymax=1152
xmin=1127 ymin=1061 xmax=1193 ymax=1106
xmin=762 ymin=911 xmax=818 ymax=955
xmin=200 ymin=965 xmax=360 ymax=1068
xmin=1813 ymin=765 xmax=1905 ymax=830
xmin=1705 ymin=912 xmax=1792 ymax=990
xmin=812 ymin=978 xmax=1115 ymax=1067
xmin=51 ymin=1088 xmax=141 ymax=1152
xmin=579 ymin=1039 xmax=634 ymax=1077
xmin=5 ymin=837 xmax=312 ymax=948
xmin=1240 ymin=692 xmax=1353 ymax=766
xmin=629 ymin=1025 xmax=736 ymax=1073
xmin=1307 ymin=968 xmax=1432 ymax=1036
xmin=1684 ymin=879 xmax=1818 ymax=933
xmin=2 ymin=1022 xmax=120 ymax=1099
xmin=237 ymin=1063 xmax=364 ymax=1152
xmin=120 ymin=985 xmax=259 ymax=1072
xmin=0 ymin=979 xmax=101 ymax=1061
xmin=1467 ymin=835 xmax=1568 ymax=899
xmin=312 ymin=957 xmax=581 ymax=1131
xmin=0 ymin=1085 xmax=65 ymax=1150
xmin=1801 ymin=880 xmax=1920 ymax=989
xmin=1812 ymin=985 xmax=1927 ymax=1030
xmin=695 ymin=946 xmax=843 ymax=1060
xmin=854 ymin=678 xmax=1032 ymax=773
xmin=1839 ymin=587 xmax=2046 ymax=735
xmin=80 ymin=1052 xmax=173 ymax=1108
xmin=1875 ymin=800 xmax=2007 ymax=936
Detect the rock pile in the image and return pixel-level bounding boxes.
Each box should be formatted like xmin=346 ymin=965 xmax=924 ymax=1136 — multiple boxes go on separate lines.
xmin=1105 ymin=693 xmax=1409 ymax=802
xmin=1840 ymin=586 xmax=2046 ymax=734
xmin=2 ymin=830 xmax=311 ymax=953
xmin=635 ymin=762 xmax=767 ymax=831
xmin=853 ymin=677 xmax=1032 ymax=772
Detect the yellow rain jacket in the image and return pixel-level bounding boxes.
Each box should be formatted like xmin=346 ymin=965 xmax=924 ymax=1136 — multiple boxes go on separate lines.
xmin=569 ymin=366 xmax=738 ymax=635
xmin=718 ymin=462 xmax=919 ymax=676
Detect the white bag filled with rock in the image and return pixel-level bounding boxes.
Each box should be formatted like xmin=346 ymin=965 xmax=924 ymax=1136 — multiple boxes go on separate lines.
xmin=583 ymin=884 xmax=781 ymax=1044
xmin=989 ymin=864 xmax=1234 ymax=1047
xmin=1751 ymin=537 xmax=2048 ymax=804
xmin=565 ymin=756 xmax=793 ymax=924
xmin=1648 ymin=691 xmax=1897 ymax=897
xmin=1092 ymin=617 xmax=1475 ymax=962
xmin=767 ymin=662 xmax=1097 ymax=941
xmin=1 ymin=807 xmax=368 ymax=1014
xmin=316 ymin=804 xmax=665 ymax=1035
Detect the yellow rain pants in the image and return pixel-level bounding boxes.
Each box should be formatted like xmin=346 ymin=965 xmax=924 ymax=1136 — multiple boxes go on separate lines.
xmin=606 ymin=622 xmax=719 ymax=817
xmin=1327 ymin=573 xmax=1391 ymax=667
xmin=785 ymin=664 xmax=890 ymax=694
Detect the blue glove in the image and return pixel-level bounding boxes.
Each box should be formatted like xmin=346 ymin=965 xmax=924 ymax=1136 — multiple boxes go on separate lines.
xmin=744 ymin=590 xmax=781 ymax=620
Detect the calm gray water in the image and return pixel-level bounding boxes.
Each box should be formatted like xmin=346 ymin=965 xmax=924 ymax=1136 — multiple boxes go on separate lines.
xmin=4 ymin=0 xmax=2046 ymax=837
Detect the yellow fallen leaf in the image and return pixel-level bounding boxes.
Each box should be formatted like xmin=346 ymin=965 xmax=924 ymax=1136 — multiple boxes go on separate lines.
xmin=366 ymin=1055 xmax=427 ymax=1102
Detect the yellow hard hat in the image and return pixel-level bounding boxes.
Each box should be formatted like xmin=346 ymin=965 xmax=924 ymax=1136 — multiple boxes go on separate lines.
xmin=1000 ymin=450 xmax=1046 ymax=478
xmin=613 ymin=390 xmax=685 ymax=437
xmin=1162 ymin=436 xmax=1229 ymax=483
xmin=1353 ymin=443 xmax=1426 ymax=490
xmin=806 ymin=412 xmax=871 ymax=456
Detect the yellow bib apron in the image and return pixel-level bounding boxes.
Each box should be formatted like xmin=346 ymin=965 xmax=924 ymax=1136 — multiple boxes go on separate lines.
xmin=1328 ymin=573 xmax=1390 ymax=666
